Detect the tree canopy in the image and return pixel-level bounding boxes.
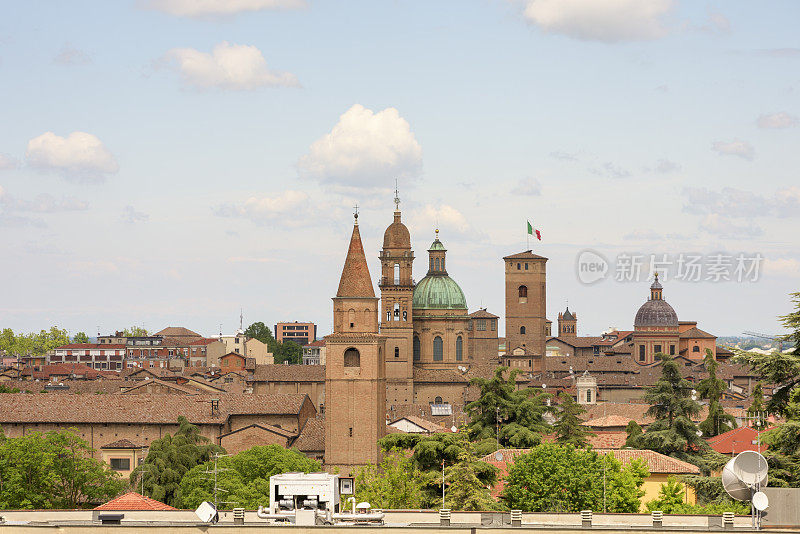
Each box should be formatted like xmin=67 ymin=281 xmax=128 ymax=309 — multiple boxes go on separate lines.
xmin=501 ymin=443 xmax=648 ymax=513
xmin=72 ymin=332 xmax=89 ymax=344
xmin=697 ymin=349 xmax=736 ymax=437
xmin=0 ymin=327 xmax=69 ymax=357
xmin=122 ymin=326 xmax=149 ymax=337
xmin=0 ymin=429 xmax=123 ymax=509
xmin=179 ymin=445 xmax=320 ymax=509
xmin=553 ymin=391 xmax=595 ymax=447
xmin=130 ymin=416 xmax=224 ymax=506
xmin=244 ymin=322 xmax=275 ymax=347
xmin=466 ymin=367 xmax=550 ymax=447
xmin=354 ymin=449 xmax=426 ymax=509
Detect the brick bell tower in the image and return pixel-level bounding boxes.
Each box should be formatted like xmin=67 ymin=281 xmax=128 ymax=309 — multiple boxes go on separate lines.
xmin=379 ymin=189 xmax=414 ymax=407
xmin=503 ymin=251 xmax=548 ymax=371
xmin=558 ymin=307 xmax=577 ymax=338
xmin=324 ymin=211 xmax=386 ymax=476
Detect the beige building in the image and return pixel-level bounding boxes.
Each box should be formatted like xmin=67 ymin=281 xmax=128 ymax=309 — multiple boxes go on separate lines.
xmin=218 ymin=334 xmax=271 ymax=365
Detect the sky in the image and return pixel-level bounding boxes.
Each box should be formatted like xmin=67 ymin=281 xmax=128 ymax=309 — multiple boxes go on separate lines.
xmin=1 ymin=0 xmax=798 ymax=339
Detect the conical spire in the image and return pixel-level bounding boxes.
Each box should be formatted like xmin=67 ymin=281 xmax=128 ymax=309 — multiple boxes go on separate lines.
xmin=336 ymin=221 xmax=376 ymax=298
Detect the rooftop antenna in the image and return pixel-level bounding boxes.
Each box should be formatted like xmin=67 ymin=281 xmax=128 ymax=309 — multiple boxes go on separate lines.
xmin=394 ymin=179 xmax=400 ymax=211
xmin=353 ymin=203 xmax=359 ymax=225
xmin=239 ymin=308 xmax=243 ymax=331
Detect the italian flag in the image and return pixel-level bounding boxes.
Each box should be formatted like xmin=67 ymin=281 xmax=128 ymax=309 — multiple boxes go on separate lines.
xmin=527 ymin=220 xmax=541 ymax=241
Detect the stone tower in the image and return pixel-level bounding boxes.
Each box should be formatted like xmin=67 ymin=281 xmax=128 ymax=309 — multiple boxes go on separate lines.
xmin=558 ymin=307 xmax=577 ymax=338
xmin=380 ymin=191 xmax=415 ymax=407
xmin=503 ymin=251 xmax=548 ymax=371
xmin=324 ymin=213 xmax=386 ymax=476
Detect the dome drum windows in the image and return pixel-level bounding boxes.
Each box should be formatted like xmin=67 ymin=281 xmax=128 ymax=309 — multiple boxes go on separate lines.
xmin=456 ymin=336 xmax=463 ymax=361
xmin=433 ymin=336 xmax=443 ymax=361
xmin=413 ymin=336 xmax=421 ymax=361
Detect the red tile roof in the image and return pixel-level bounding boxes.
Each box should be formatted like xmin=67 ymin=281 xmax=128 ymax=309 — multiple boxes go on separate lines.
xmin=95 ymin=492 xmax=175 ymax=511
xmin=706 ymin=426 xmax=768 ymax=455
xmin=101 ymin=438 xmax=140 ymax=449
xmin=503 ymin=250 xmax=548 ymax=260
xmin=303 ymin=340 xmax=326 ymax=348
xmin=336 ymin=223 xmax=375 ymax=298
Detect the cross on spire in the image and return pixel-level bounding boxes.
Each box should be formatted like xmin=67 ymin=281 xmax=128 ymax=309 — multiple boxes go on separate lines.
xmin=394 ymin=179 xmax=400 ymax=211
xmin=353 ymin=203 xmax=359 ymax=224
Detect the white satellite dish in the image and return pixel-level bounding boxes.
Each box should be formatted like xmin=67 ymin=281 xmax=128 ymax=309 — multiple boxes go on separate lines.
xmin=752 ymin=491 xmax=769 ymax=512
xmin=722 ymin=451 xmax=769 ymax=502
xmin=494 ymin=451 xmax=503 ymax=462
xmin=450 ymin=425 xmax=458 ymax=433
xmin=195 ymin=501 xmax=217 ymax=523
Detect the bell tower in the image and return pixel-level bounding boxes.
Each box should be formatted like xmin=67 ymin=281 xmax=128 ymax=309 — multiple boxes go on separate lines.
xmin=324 ymin=211 xmax=386 ymax=476
xmin=503 ymin=250 xmax=548 ymax=371
xmin=558 ymin=307 xmax=577 ymax=338
xmin=379 ymin=188 xmax=415 ymax=407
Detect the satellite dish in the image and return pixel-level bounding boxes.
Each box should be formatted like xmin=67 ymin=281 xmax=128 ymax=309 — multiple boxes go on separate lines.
xmin=752 ymin=491 xmax=769 ymax=511
xmin=722 ymin=451 xmax=769 ymax=502
xmin=195 ymin=501 xmax=217 ymax=523
xmin=450 ymin=425 xmax=458 ymax=433
xmin=495 ymin=451 xmax=503 ymax=462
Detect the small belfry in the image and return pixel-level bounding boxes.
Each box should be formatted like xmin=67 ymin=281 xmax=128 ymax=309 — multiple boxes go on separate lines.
xmin=324 ymin=210 xmax=386 ymax=476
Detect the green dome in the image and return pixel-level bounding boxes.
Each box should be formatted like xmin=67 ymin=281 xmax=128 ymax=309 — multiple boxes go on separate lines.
xmin=413 ymin=274 xmax=467 ymax=310
xmin=428 ymin=239 xmax=446 ymax=251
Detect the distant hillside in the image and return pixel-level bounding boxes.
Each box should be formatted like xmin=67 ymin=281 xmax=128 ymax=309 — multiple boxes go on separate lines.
xmin=718 ymin=336 xmax=795 ymax=352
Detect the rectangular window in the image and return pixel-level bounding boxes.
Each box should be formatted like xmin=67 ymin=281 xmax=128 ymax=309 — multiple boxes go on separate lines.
xmin=110 ymin=458 xmax=131 ymax=471
xmin=670 ymin=345 xmax=675 ymax=355
xmin=477 ymin=319 xmax=487 ymax=331
xmin=639 ymin=345 xmax=646 ymax=361
xmin=654 ymin=344 xmax=662 ymax=354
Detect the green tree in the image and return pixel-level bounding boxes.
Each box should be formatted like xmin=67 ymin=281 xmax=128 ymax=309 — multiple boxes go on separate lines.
xmin=466 ymin=367 xmax=550 ymax=447
xmin=122 ymin=326 xmax=149 ymax=337
xmin=244 ymin=322 xmax=276 ymax=348
xmin=734 ymin=292 xmax=800 ymax=414
xmin=354 ymin=449 xmax=425 ymax=509
xmin=639 ymin=354 xmax=705 ymax=461
xmin=274 ymin=340 xmax=303 ymax=365
xmin=130 ymin=416 xmax=223 ymax=506
xmin=553 ymin=392 xmax=595 ymax=447
xmin=748 ymin=383 xmax=767 ymax=429
xmin=645 ymin=477 xmax=687 ymax=513
xmin=697 ymin=349 xmax=736 ymax=437
xmin=72 ymin=332 xmax=90 ymax=344
xmin=179 ymin=445 xmax=320 ymax=509
xmin=0 ymin=429 xmax=123 ymax=509
xmin=501 ymin=443 xmax=647 ymax=513
xmin=444 ymin=449 xmax=502 ymax=511
xmin=625 ymin=420 xmax=643 ymax=448
xmin=759 ymin=386 xmax=800 ymax=487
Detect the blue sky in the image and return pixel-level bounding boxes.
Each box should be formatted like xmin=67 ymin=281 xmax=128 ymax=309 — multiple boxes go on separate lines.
xmin=1 ymin=0 xmax=798 ymax=339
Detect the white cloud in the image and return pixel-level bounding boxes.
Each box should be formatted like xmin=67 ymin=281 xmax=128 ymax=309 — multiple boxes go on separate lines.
xmin=164 ymin=42 xmax=299 ymax=90
xmin=775 ymin=186 xmax=800 ymax=217
xmin=684 ymin=186 xmax=800 ymax=219
xmin=699 ymin=214 xmax=762 ymax=239
xmin=590 ymin=161 xmax=630 ymax=179
xmin=409 ymin=204 xmax=477 ymax=240
xmin=216 ymin=190 xmax=311 ymax=225
xmin=512 ymin=177 xmax=542 ymax=196
xmin=297 ymin=104 xmax=423 ymax=189
xmin=0 ymin=154 xmax=17 ymax=170
xmin=522 ymin=0 xmax=673 ymax=43
xmin=121 ymin=205 xmax=149 ymax=224
xmin=69 ymin=260 xmax=119 ymax=277
xmin=53 ymin=43 xmax=91 ymax=65
xmin=26 ymin=131 xmax=118 ymax=181
xmin=655 ymin=158 xmax=680 ymax=173
xmin=763 ymin=258 xmax=800 ymax=278
xmin=142 ymin=0 xmax=305 ymax=17
xmin=712 ymin=139 xmax=754 ymax=160
xmin=757 ymin=112 xmax=798 ymax=129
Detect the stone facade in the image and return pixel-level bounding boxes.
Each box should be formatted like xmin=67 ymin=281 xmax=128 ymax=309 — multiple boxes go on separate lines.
xmin=503 ymin=251 xmax=548 ymax=371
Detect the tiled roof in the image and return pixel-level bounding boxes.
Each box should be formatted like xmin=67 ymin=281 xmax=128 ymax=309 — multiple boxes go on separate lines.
xmin=706 ymin=426 xmax=767 ymax=455
xmin=541 ymin=431 xmax=627 ymax=449
xmin=154 ymin=327 xmax=202 ymax=338
xmin=388 ymin=403 xmax=468 ymax=430
xmin=547 ymin=336 xmax=604 ymax=349
xmin=583 ymin=415 xmax=634 ymax=428
xmin=469 ymin=309 xmax=499 ymax=318
xmin=336 ymin=223 xmax=376 ymax=298
xmin=0 ymin=393 xmax=310 ymax=425
xmin=189 ymin=337 xmax=221 ymax=346
xmin=303 ymin=340 xmax=326 ymax=348
xmin=582 ymin=403 xmax=656 ymax=426
xmin=481 ymin=448 xmax=699 ymax=474
xmin=679 ymin=327 xmax=716 ymax=339
xmin=56 ymin=343 xmax=126 ymax=350
xmin=389 ymin=415 xmax=450 ymax=433
xmin=293 ymin=415 xmax=324 ymax=452
xmin=1 ymin=379 xmax=125 ymax=394
xmin=120 ymin=378 xmax=198 ymax=395
xmin=221 ymin=422 xmax=296 ymax=440
xmin=248 ymin=364 xmax=325 ymax=382
xmin=95 ymin=492 xmax=175 ymax=511
xmin=413 ymin=367 xmax=469 ymax=383
xmin=544 ymin=353 xmax=644 ymax=373
xmin=503 ymin=251 xmax=547 ymax=260
xmin=101 ymin=438 xmax=140 ymax=449
xmin=20 ymin=363 xmax=113 ymax=380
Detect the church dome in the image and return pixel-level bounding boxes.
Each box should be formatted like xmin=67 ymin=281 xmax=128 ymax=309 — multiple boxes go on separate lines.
xmin=383 ymin=216 xmax=410 ymax=249
xmin=413 ymin=275 xmax=467 ymax=310
xmin=634 ymin=299 xmax=678 ymax=328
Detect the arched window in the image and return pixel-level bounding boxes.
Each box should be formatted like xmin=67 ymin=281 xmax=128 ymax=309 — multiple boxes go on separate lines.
xmin=434 ymin=396 xmax=443 ymax=404
xmin=394 ymin=347 xmax=400 ymax=359
xmin=394 ymin=263 xmax=400 ymax=285
xmin=520 ymin=326 xmax=526 ymax=334
xmin=433 ymin=336 xmax=443 ymax=361
xmin=393 ymin=303 xmax=400 ymax=320
xmin=344 ymin=348 xmax=360 ymax=367
xmin=456 ymin=336 xmax=463 ymax=361
xmin=348 ymin=309 xmax=355 ymax=328
xmin=518 ymin=285 xmax=528 ymax=297
xmin=441 ymin=259 xmax=445 ymax=271
xmin=430 ymin=258 xmax=434 ymax=271
xmin=413 ymin=336 xmax=421 ymax=361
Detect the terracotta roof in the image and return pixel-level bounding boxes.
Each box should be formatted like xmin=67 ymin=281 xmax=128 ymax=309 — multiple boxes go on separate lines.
xmin=541 ymin=431 xmax=627 ymax=449
xmin=95 ymin=492 xmax=175 ymax=511
xmin=293 ymin=415 xmax=324 ymax=452
xmin=481 ymin=448 xmax=699 ymax=474
xmin=101 ymin=438 xmax=140 ymax=449
xmin=56 ymin=343 xmax=126 ymax=350
xmin=336 ymin=223 xmax=375 ymax=298
xmin=220 ymin=422 xmax=296 ymax=440
xmin=470 ymin=309 xmax=499 ymax=318
xmin=389 ymin=415 xmax=450 ymax=433
xmin=189 ymin=337 xmax=221 ymax=346
xmin=582 ymin=403 xmax=656 ymax=426
xmin=547 ymin=336 xmax=603 ymax=349
xmin=120 ymin=378 xmax=198 ymax=395
xmin=0 ymin=393 xmax=311 ymax=425
xmin=583 ymin=415 xmax=634 ymax=428
xmin=387 ymin=403 xmax=468 ymax=429
xmin=680 ymin=327 xmax=716 ymax=339
xmin=503 ymin=250 xmax=548 ymax=260
xmin=303 ymin=340 xmax=326 ymax=348
xmin=248 ymin=364 xmax=325 ymax=382
xmin=413 ymin=367 xmax=469 ymax=383
xmin=154 ymin=327 xmax=202 ymax=338
xmin=706 ymin=426 xmax=767 ymax=455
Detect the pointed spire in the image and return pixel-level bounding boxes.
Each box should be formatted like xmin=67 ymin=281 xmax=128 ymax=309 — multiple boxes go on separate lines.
xmin=336 ymin=222 xmax=376 ymax=298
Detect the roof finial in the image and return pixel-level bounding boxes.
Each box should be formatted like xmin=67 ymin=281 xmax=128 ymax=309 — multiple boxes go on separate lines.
xmin=394 ymin=179 xmax=400 ymax=212
xmin=654 ymin=271 xmax=659 ymax=282
xmin=353 ymin=203 xmax=359 ymax=225
xmin=435 ymin=228 xmax=439 ymax=240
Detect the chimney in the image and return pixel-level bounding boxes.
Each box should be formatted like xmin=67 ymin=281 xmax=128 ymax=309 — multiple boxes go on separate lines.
xmin=210 ymin=399 xmax=220 ymax=416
